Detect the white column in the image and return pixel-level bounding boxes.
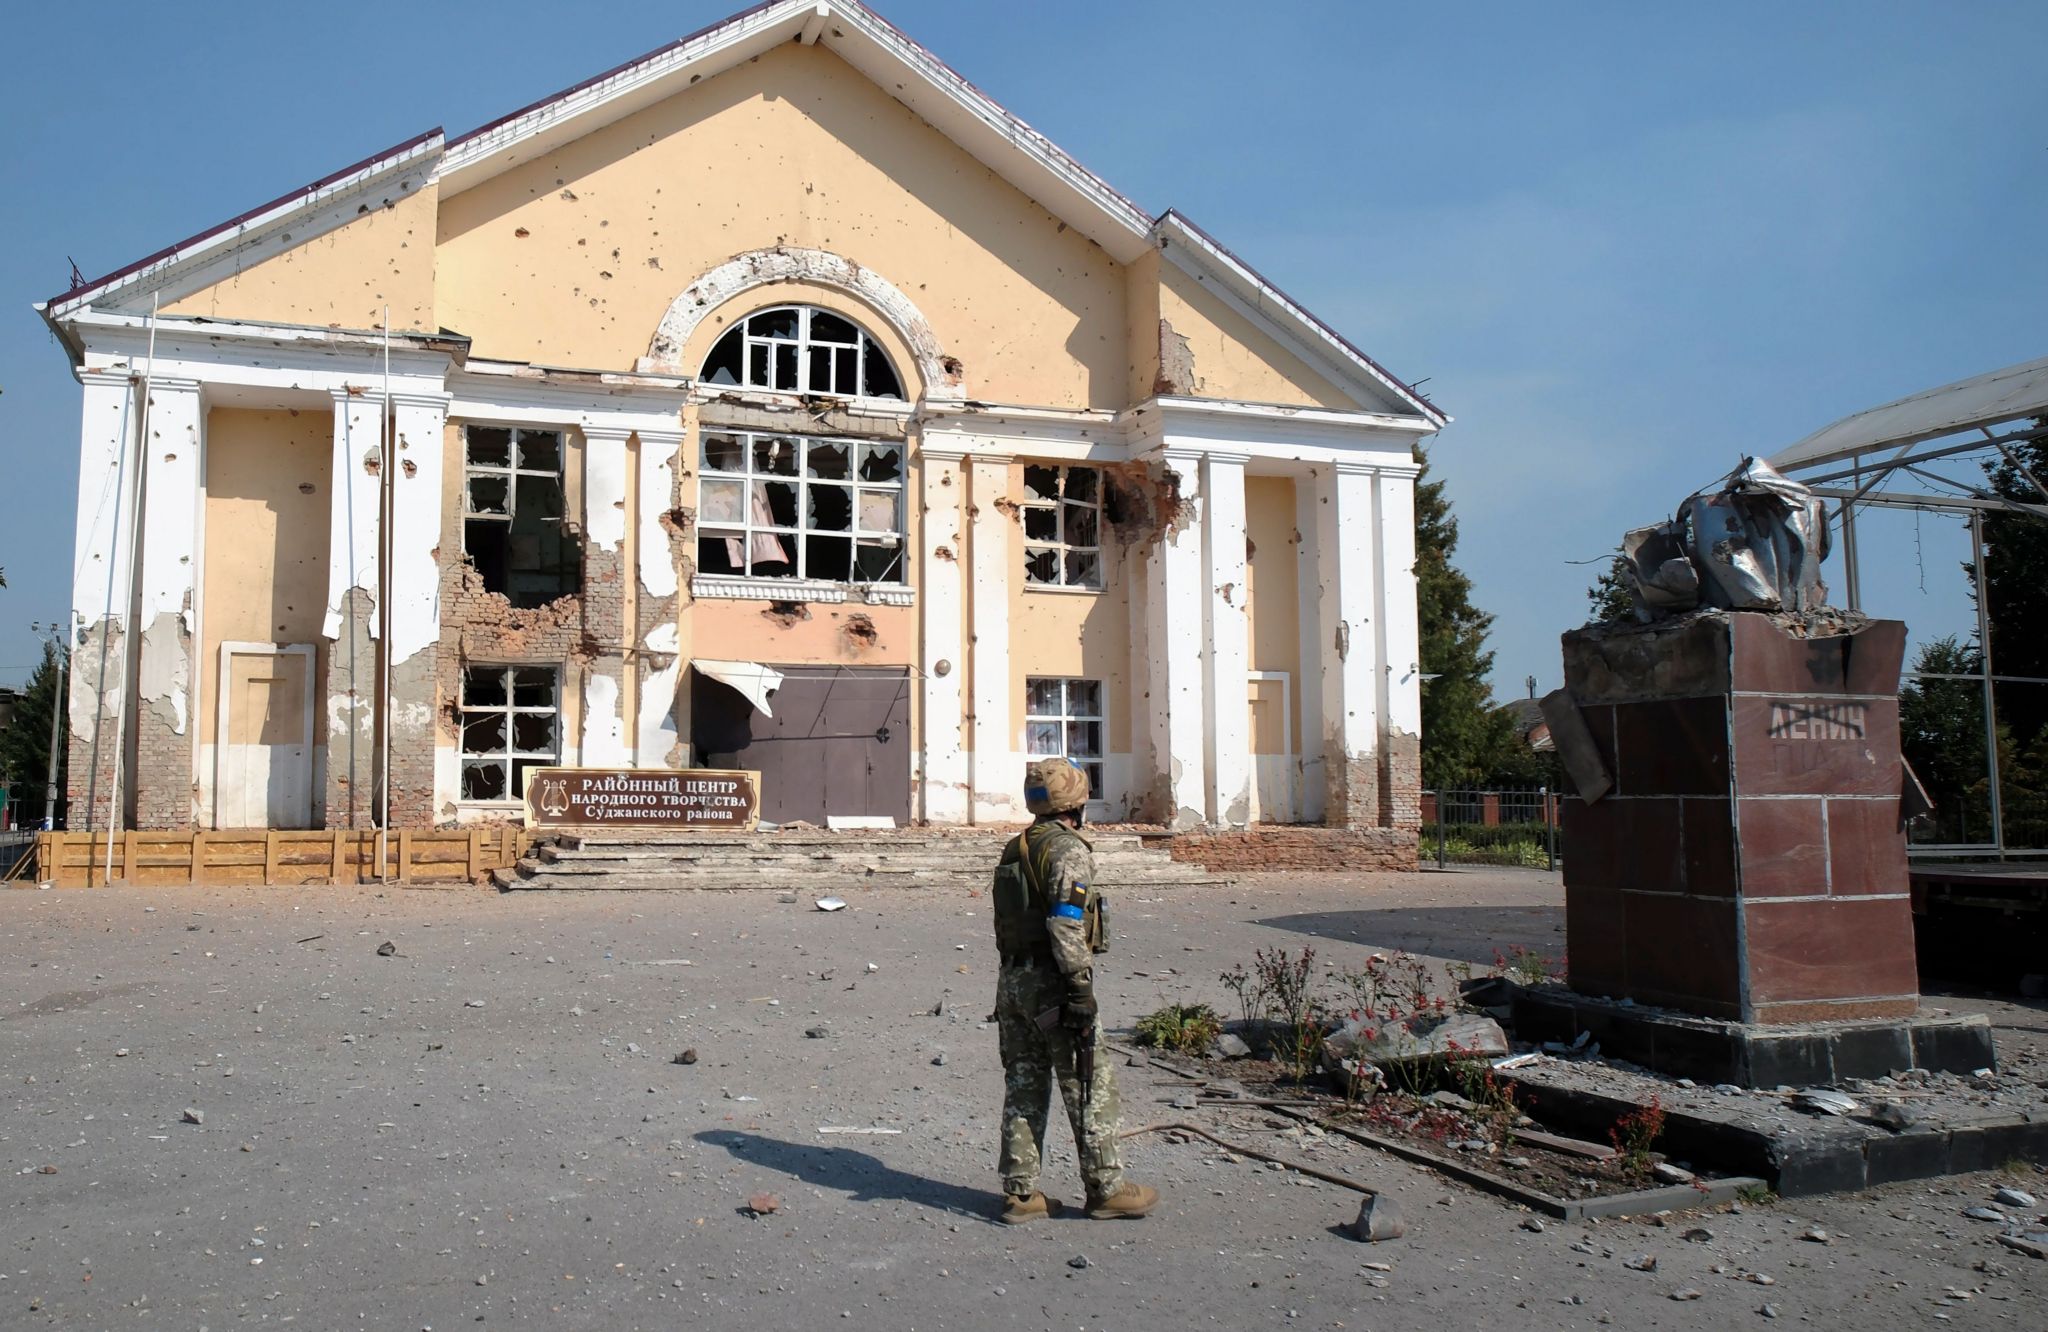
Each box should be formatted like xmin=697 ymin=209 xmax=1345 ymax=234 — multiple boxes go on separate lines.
xmin=324 ymin=387 xmax=385 ymax=827
xmin=1143 ymin=448 xmax=1208 ymax=830
xmin=579 ymin=425 xmax=633 ymax=769
xmin=388 ymin=393 xmax=450 ymax=669
xmin=134 ymin=378 xmax=203 ymax=724
xmin=324 ymin=388 xmax=384 ymax=642
xmin=69 ymin=368 xmax=140 ymax=771
xmin=633 ymin=428 xmax=685 ymax=768
xmin=919 ymin=447 xmax=970 ymax=823
xmin=1376 ymin=466 xmax=1423 ymax=828
xmin=1293 ymin=469 xmax=1329 ymax=823
xmin=967 ymin=452 xmax=1015 ymax=821
xmin=1314 ymin=460 xmax=1382 ymax=827
xmin=1202 ymin=452 xmax=1251 ymax=827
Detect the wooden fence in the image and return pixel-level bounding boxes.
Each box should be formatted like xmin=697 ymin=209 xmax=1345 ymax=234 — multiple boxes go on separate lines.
xmin=29 ymin=828 xmax=534 ymax=888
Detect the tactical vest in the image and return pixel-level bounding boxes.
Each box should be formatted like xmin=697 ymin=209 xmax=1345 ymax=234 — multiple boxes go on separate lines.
xmin=991 ymin=821 xmax=1107 ymax=961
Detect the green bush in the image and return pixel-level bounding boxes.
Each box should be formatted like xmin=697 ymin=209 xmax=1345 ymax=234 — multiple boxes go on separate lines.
xmin=1134 ymin=1003 xmax=1224 ymax=1057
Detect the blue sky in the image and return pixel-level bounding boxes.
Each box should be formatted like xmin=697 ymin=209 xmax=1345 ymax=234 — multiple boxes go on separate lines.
xmin=2 ymin=0 xmax=2043 ymax=697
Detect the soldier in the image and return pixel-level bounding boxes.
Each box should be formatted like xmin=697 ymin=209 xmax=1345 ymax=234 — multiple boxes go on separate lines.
xmin=991 ymin=757 xmax=1158 ymax=1224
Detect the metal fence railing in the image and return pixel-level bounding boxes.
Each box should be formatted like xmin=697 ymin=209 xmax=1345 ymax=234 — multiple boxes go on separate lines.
xmin=1420 ymin=787 xmax=1559 ymax=870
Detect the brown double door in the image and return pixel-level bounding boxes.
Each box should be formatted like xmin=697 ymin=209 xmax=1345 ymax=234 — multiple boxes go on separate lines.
xmin=690 ymin=665 xmax=911 ymax=826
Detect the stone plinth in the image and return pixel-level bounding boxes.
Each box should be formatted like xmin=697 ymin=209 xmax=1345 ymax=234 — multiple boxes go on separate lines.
xmin=1560 ymin=612 xmax=1918 ymax=1026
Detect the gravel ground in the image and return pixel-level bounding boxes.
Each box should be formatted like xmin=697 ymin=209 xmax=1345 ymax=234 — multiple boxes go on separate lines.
xmin=3 ymin=865 xmax=2044 ymax=1330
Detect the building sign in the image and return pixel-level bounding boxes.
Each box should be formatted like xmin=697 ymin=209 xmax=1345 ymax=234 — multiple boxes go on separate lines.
xmin=523 ymin=767 xmax=763 ymax=830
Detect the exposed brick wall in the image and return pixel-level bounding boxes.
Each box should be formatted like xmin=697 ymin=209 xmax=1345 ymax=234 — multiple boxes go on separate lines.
xmin=1382 ymin=730 xmax=1423 ymax=831
xmin=1168 ymin=826 xmax=1417 ymax=873
xmin=65 ymin=621 xmax=125 ymax=832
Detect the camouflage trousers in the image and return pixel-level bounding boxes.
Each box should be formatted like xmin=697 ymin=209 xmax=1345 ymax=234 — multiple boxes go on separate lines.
xmin=995 ymin=963 xmax=1124 ymax=1202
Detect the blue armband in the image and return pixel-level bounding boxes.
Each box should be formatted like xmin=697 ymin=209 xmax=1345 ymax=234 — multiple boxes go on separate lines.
xmin=1051 ymin=903 xmax=1085 ymax=920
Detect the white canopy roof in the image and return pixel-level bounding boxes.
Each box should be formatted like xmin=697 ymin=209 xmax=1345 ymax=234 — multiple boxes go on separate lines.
xmin=692 ymin=659 xmax=784 ymax=718
xmin=1769 ymin=353 xmax=2048 ymax=475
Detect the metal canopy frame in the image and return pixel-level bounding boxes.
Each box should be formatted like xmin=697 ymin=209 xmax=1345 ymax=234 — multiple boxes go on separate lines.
xmin=1767 ymin=356 xmax=2048 ymax=861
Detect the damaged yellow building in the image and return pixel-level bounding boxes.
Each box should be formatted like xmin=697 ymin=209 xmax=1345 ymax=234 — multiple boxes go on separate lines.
xmin=38 ymin=0 xmax=1445 ymax=856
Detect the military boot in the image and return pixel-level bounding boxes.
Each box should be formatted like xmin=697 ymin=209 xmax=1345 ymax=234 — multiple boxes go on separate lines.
xmin=999 ymin=1191 xmax=1062 ymax=1225
xmin=1087 ymin=1181 xmax=1158 ymax=1219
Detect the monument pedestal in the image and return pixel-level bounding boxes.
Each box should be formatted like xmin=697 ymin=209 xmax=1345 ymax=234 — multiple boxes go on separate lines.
xmin=1551 ymin=611 xmax=1993 ymax=1084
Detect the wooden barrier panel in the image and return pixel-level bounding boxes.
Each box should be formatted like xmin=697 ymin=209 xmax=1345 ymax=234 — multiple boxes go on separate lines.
xmin=25 ymin=829 xmax=535 ymax=888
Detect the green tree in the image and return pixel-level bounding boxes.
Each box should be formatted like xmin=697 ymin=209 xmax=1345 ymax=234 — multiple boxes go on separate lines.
xmin=1415 ymin=446 xmax=1518 ymax=788
xmin=1980 ymin=424 xmax=2048 ymax=748
xmin=1586 ymin=550 xmax=1633 ymax=623
xmin=0 ymin=640 xmax=65 ymax=827
xmin=1898 ymin=635 xmax=1990 ymax=844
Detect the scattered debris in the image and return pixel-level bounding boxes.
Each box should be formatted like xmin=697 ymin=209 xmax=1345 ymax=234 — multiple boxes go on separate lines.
xmin=181 ymin=1108 xmax=203 ymax=1125
xmin=1963 ymin=1206 xmax=2008 ymax=1224
xmin=1995 ymin=1233 xmax=2048 ymax=1260
xmin=744 ymin=1193 xmax=782 ymax=1216
xmin=1994 ymin=1187 xmax=2037 ymax=1209
xmin=805 ymin=1026 xmax=829 ymax=1040
xmin=294 ymin=934 xmax=325 ymax=945
xmin=1623 ymin=1253 xmax=1657 ymax=1272
xmin=818 ymin=1127 xmax=902 ymax=1135
xmin=1351 ymin=1194 xmax=1406 ymax=1243
xmin=1670 ymin=1288 xmax=1702 ymax=1302
xmin=375 ymin=941 xmax=397 ymax=957
xmin=815 ymin=897 xmax=847 ymax=912
xmin=1793 ymin=1090 xmax=1857 ymax=1116
xmin=1067 ymin=1254 xmax=1091 ymax=1270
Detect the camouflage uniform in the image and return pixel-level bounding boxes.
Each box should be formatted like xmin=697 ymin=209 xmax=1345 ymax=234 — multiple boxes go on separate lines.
xmin=993 ymin=819 xmax=1125 ymax=1204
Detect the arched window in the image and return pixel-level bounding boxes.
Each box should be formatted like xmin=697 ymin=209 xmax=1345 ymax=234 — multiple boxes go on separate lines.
xmin=700 ymin=305 xmax=904 ymax=399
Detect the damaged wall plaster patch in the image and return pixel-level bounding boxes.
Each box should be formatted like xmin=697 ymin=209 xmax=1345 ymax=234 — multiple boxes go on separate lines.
xmin=138 ymin=612 xmax=192 ymax=735
xmin=638 ymin=433 xmax=680 ymax=599
xmin=1154 ymin=318 xmax=1199 ymax=396
xmin=762 ymin=600 xmax=811 ymax=628
xmin=637 ymin=622 xmax=682 ymax=766
xmin=584 ymin=431 xmax=630 ymax=553
xmin=581 ymin=670 xmax=631 ymax=767
xmin=842 ymin=612 xmax=879 ymax=653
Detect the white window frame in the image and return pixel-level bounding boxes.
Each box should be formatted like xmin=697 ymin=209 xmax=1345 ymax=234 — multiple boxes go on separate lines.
xmin=1021 ymin=464 xmax=1104 ymax=590
xmin=458 ymin=664 xmax=562 ymax=805
xmin=461 ymin=424 xmax=577 ymax=603
xmin=701 ymin=305 xmax=903 ymax=399
xmin=695 ymin=430 xmax=907 ymax=587
xmin=1025 ymin=676 xmax=1106 ymax=804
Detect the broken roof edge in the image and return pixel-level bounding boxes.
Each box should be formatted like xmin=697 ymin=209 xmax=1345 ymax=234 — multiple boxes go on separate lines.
xmin=1151 ymin=210 xmax=1449 ymax=429
xmin=39 ymin=128 xmax=446 ymax=318
xmin=1768 ymin=352 xmax=2048 ymax=475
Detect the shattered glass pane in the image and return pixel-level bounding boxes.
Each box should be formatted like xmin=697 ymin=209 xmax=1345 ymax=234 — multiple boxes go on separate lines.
xmin=859 ymin=444 xmax=902 ymax=483
xmin=809 ymin=484 xmax=853 ymax=532
xmin=806 ymin=440 xmax=850 ymax=480
xmin=512 ymin=711 xmax=557 ymax=755
xmin=754 ymin=437 xmax=798 ymax=476
xmin=511 ymin=759 xmax=551 ymax=801
xmin=462 ymin=667 xmax=508 ymax=708
xmin=760 ymin=481 xmax=799 ymax=528
xmin=515 ymin=474 xmax=565 ymax=520
xmin=808 ymin=345 xmax=833 ymax=394
xmin=464 ymin=519 xmax=508 ymax=590
xmin=1022 ymin=465 xmax=1059 ymax=503
xmin=517 ymin=431 xmax=562 ymax=473
xmin=512 ymin=667 xmax=555 ymax=707
xmin=858 ymin=489 xmax=897 ymax=534
xmin=1023 ymin=506 xmax=1057 ymax=540
xmin=1082 ymin=762 xmax=1103 ymax=800
xmin=854 ymin=540 xmax=902 ymax=582
xmin=1067 ymin=680 xmax=1102 ymax=716
xmin=805 ymin=534 xmax=852 ymax=581
xmin=1026 ymin=720 xmax=1062 ymax=755
xmin=747 ymin=343 xmax=769 ymax=386
xmin=1064 ymin=503 xmax=1098 ymax=546
xmin=700 ymin=479 xmax=746 ymax=525
xmin=861 ymin=345 xmax=902 ymax=399
xmin=1026 ymin=678 xmax=1062 ymax=715
xmin=698 ymin=531 xmax=742 ymax=576
xmin=702 ymin=326 xmax=744 ymax=385
xmin=835 ymin=347 xmax=857 ymax=393
xmin=461 ymin=712 xmax=507 ymax=753
xmin=466 ymin=426 xmax=511 ymax=468
xmin=810 ymin=310 xmax=857 ymax=343
xmin=702 ymin=434 xmax=745 ymax=472
xmin=1063 ymin=467 xmax=1098 ymax=503
xmin=1066 ymin=720 xmax=1102 ymax=759
xmin=461 ymin=760 xmax=507 ymax=801
xmin=773 ymin=344 xmax=799 ymax=390
xmin=753 ymin=308 xmax=799 ymax=340
xmin=467 ymin=476 xmax=509 ymax=514
xmin=1024 ymin=547 xmax=1059 ymax=583
xmin=1064 ymin=550 xmax=1101 ymax=587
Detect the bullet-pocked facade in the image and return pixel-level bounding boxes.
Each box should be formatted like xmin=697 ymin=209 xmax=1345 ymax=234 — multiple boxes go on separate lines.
xmin=40 ymin=1 xmax=1444 ymax=854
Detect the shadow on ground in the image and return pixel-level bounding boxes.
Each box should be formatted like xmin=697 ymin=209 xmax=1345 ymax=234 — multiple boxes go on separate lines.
xmin=695 ymin=1130 xmax=997 ymax=1222
xmin=1252 ymin=906 xmax=1564 ymax=965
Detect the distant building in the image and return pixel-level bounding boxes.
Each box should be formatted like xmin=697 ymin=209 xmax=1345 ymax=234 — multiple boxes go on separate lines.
xmin=37 ymin=1 xmax=1443 ymax=845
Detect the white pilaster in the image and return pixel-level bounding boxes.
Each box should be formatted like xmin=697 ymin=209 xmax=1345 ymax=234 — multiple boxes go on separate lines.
xmin=1314 ymin=461 xmax=1383 ymax=827
xmin=633 ymin=427 xmax=685 ymax=767
xmin=1293 ymin=470 xmax=1329 ymax=823
xmin=919 ymin=447 xmax=970 ymax=822
xmin=389 ymin=392 xmax=450 ymax=668
xmin=1144 ymin=448 xmax=1208 ymax=830
xmin=1376 ymin=467 xmax=1423 ymax=827
xmin=324 ymin=388 xmax=385 ymax=641
xmin=69 ymin=369 xmax=140 ymax=752
xmin=1202 ymin=453 xmax=1251 ymax=827
xmin=967 ymin=453 xmax=1015 ymax=821
xmin=133 ymin=378 xmax=204 ymax=734
xmin=636 ymin=428 xmax=683 ymax=601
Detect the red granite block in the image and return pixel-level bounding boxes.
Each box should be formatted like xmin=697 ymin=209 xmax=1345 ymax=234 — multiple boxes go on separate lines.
xmin=1680 ymin=795 xmax=1736 ymax=896
xmin=1842 ymin=620 xmax=1907 ymax=696
xmin=1621 ymin=890 xmax=1741 ymax=1008
xmin=1735 ymin=798 xmax=1828 ymax=897
xmin=1579 ymin=703 xmax=1618 ymax=789
xmin=1743 ymin=895 xmax=1919 ymax=1008
xmin=1729 ymin=614 xmax=1846 ymax=694
xmin=1612 ymin=797 xmax=1683 ymax=893
xmin=1826 ymin=798 xmax=1909 ymax=896
xmin=1564 ymin=886 xmax=1626 ymax=995
xmin=1614 ymin=697 xmax=1730 ymax=796
xmin=1731 ymin=695 xmax=1899 ymax=797
xmin=1561 ymin=797 xmax=1614 ymax=892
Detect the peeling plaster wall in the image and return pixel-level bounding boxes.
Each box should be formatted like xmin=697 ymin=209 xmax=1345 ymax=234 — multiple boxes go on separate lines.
xmin=636 ymin=622 xmax=682 ymax=769
xmin=434 ymin=41 xmax=1128 ymax=409
xmin=1155 ymin=260 xmax=1359 ymax=410
xmin=581 ymin=669 xmax=631 ymax=767
xmin=163 ymin=184 xmax=439 ymax=333
xmin=130 ymin=382 xmax=204 ymax=828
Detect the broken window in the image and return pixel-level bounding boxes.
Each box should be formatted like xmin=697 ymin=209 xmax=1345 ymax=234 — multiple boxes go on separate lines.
xmin=696 ymin=431 xmax=905 ymax=584
xmin=459 ymin=664 xmax=560 ymax=802
xmin=700 ymin=305 xmax=904 ymax=399
xmin=463 ymin=425 xmax=579 ymax=608
xmin=1021 ymin=465 xmax=1103 ymax=589
xmin=1025 ymin=676 xmax=1104 ymax=802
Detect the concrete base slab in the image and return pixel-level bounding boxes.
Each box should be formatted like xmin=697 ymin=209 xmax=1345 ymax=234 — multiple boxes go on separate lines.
xmin=1511 ymin=984 xmax=1996 ymax=1088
